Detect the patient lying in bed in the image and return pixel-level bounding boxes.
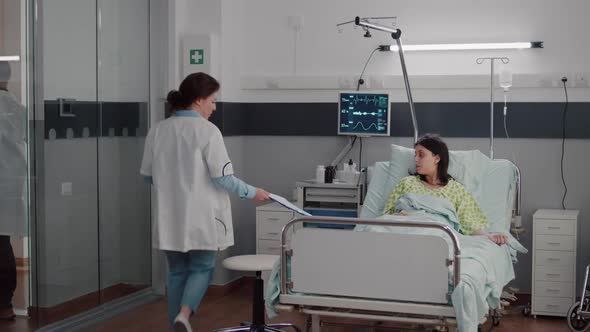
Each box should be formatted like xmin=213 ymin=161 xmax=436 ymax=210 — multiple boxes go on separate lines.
xmin=383 ymin=134 xmax=507 ymax=245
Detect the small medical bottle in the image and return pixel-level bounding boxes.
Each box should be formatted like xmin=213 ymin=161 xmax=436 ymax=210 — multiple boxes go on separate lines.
xmin=316 ymin=165 xmax=325 ymax=183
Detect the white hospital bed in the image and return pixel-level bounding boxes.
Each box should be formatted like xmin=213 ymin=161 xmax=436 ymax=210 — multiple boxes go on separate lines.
xmin=273 ymin=145 xmax=524 ymax=332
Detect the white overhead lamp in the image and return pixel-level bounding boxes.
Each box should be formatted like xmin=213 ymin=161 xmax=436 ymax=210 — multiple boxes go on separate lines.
xmin=379 ymin=42 xmax=543 ymax=52
xmin=0 ymin=56 xmax=20 ymax=61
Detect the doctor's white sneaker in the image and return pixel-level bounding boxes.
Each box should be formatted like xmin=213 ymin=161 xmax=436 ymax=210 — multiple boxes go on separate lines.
xmin=173 ymin=313 xmax=193 ymax=332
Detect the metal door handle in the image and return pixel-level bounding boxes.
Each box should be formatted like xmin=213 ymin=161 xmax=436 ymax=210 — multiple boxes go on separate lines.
xmin=58 ymin=98 xmax=76 ymax=117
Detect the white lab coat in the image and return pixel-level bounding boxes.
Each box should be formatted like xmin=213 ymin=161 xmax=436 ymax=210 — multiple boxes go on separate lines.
xmin=0 ymin=90 xmax=27 ymax=236
xmin=140 ymin=114 xmax=234 ymax=252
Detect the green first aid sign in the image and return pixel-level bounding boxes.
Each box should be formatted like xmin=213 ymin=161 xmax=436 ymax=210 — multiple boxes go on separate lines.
xmin=190 ymin=49 xmax=204 ymax=64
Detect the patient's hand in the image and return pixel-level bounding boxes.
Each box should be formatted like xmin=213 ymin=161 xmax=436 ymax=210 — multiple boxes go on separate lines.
xmin=488 ymin=234 xmax=508 ymax=245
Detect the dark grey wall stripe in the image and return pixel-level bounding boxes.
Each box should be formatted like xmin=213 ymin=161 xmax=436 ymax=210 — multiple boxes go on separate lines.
xmin=44 ymin=101 xmax=148 ymax=139
xmin=215 ymin=102 xmax=590 ymax=139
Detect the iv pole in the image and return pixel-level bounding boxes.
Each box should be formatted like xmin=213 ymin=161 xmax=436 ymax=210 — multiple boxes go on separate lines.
xmin=354 ymin=17 xmax=419 ymax=144
xmin=476 ymin=56 xmax=509 ymax=159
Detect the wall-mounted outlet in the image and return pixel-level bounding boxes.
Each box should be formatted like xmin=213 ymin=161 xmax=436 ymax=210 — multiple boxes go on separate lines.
xmin=288 ymin=15 xmax=304 ymax=31
xmin=574 ymin=73 xmax=587 ymax=87
xmin=266 ymin=78 xmax=279 ymax=89
xmin=61 ymin=182 xmax=72 ymax=196
xmin=338 ymin=76 xmax=353 ymax=89
xmin=369 ymin=76 xmax=385 ymax=89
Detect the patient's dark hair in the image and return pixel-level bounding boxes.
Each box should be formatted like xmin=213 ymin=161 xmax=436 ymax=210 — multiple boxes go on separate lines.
xmin=415 ymin=133 xmax=451 ymax=185
xmin=166 ymin=72 xmax=220 ymax=112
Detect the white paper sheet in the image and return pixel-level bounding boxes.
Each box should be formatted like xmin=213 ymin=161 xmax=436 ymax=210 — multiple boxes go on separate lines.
xmin=269 ymin=194 xmax=312 ymax=216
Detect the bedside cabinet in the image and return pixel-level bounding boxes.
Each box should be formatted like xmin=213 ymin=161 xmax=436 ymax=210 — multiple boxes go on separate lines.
xmin=532 ymin=209 xmax=579 ymax=317
xmin=256 ymin=202 xmax=301 ymax=297
xmin=256 ymin=202 xmax=296 ymax=255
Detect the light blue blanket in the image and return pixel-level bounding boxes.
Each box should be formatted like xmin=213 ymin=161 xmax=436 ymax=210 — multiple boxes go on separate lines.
xmin=265 ymin=193 xmax=527 ymax=332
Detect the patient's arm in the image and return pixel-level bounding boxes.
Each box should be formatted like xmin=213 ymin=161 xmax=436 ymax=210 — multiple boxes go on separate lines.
xmin=453 ymin=182 xmax=489 ymax=235
xmin=382 ymin=178 xmax=409 ymax=215
xmin=472 ymin=229 xmax=508 ymax=245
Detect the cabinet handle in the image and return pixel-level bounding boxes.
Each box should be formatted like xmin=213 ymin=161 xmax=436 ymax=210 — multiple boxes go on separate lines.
xmin=547 ymin=242 xmax=561 ymax=245
xmin=547 ymin=273 xmax=561 ymax=277
xmin=548 ymin=227 xmax=561 ymax=230
xmin=266 ymin=232 xmax=280 ymax=235
xmin=268 ymin=247 xmax=281 ymax=250
xmin=546 ymin=288 xmax=560 ymax=292
xmin=267 ymin=218 xmax=281 ymax=221
xmin=307 ymin=194 xmax=356 ymax=198
xmin=546 ymin=304 xmax=560 ymax=308
xmin=547 ymin=258 xmax=561 ymax=261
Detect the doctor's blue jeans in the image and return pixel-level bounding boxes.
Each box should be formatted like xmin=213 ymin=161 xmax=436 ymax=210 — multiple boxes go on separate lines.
xmin=164 ymin=250 xmax=217 ymax=327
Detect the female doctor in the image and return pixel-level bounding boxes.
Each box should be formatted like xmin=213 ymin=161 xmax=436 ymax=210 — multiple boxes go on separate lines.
xmin=140 ymin=72 xmax=270 ymax=332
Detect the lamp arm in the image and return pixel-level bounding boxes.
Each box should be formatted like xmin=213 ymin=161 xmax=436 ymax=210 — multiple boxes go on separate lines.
xmin=355 ymin=17 xmax=418 ymax=143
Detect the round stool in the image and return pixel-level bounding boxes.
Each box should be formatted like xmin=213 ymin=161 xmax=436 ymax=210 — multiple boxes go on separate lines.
xmin=214 ymin=255 xmax=300 ymax=332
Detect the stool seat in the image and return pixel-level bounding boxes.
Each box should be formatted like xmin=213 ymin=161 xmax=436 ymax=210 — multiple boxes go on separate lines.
xmin=222 ymin=254 xmax=279 ymax=272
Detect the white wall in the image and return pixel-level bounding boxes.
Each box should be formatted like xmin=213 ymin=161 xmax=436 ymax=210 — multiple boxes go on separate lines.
xmin=43 ymin=0 xmax=149 ymax=102
xmin=98 ymin=0 xmax=150 ymax=102
xmin=43 ymin=0 xmax=96 ymax=101
xmin=167 ymin=0 xmax=221 ymax=91
xmin=220 ymin=0 xmax=590 ymax=103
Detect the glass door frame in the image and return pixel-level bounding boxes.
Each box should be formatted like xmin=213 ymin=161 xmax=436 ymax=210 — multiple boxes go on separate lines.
xmin=26 ymin=0 xmax=163 ymax=328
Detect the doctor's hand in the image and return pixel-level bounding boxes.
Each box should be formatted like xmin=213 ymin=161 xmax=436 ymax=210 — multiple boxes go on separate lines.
xmin=488 ymin=234 xmax=508 ymax=245
xmin=254 ymin=188 xmax=271 ymax=201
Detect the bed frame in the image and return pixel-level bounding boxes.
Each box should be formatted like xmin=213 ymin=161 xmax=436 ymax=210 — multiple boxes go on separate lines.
xmin=278 ymin=216 xmax=461 ymax=332
xmin=275 ymin=159 xmax=521 ymax=332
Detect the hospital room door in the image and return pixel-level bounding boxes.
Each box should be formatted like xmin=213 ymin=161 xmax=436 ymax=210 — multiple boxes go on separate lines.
xmin=29 ymin=0 xmax=152 ymax=327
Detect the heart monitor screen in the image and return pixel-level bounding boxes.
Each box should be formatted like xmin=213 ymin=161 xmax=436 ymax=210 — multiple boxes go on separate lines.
xmin=338 ymin=92 xmax=390 ymax=136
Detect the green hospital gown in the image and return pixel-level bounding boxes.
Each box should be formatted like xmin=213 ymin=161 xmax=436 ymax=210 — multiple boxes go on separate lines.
xmin=383 ymin=175 xmax=488 ymax=235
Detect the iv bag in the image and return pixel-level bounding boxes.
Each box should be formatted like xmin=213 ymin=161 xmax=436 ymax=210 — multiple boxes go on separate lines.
xmin=499 ymin=69 xmax=512 ymax=89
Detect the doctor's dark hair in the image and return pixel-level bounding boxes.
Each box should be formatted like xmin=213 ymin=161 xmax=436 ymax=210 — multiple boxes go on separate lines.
xmin=415 ymin=133 xmax=451 ymax=185
xmin=166 ymin=72 xmax=220 ymax=111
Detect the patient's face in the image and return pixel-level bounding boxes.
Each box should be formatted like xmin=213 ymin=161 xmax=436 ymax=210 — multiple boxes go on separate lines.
xmin=415 ymin=145 xmax=440 ymax=176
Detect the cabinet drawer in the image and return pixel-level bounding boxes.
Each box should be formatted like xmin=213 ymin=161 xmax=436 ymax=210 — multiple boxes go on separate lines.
xmin=534 ymin=281 xmax=574 ymax=298
xmin=305 ymin=187 xmax=358 ymax=203
xmin=535 ymin=219 xmax=575 ymax=236
xmin=535 ymin=265 xmax=574 ymax=282
xmin=257 ymin=239 xmax=283 ymax=255
xmin=534 ymin=296 xmax=573 ymax=315
xmin=535 ymin=235 xmax=574 ymax=251
xmin=535 ymin=250 xmax=574 ymax=267
xmin=257 ymin=211 xmax=294 ymax=240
